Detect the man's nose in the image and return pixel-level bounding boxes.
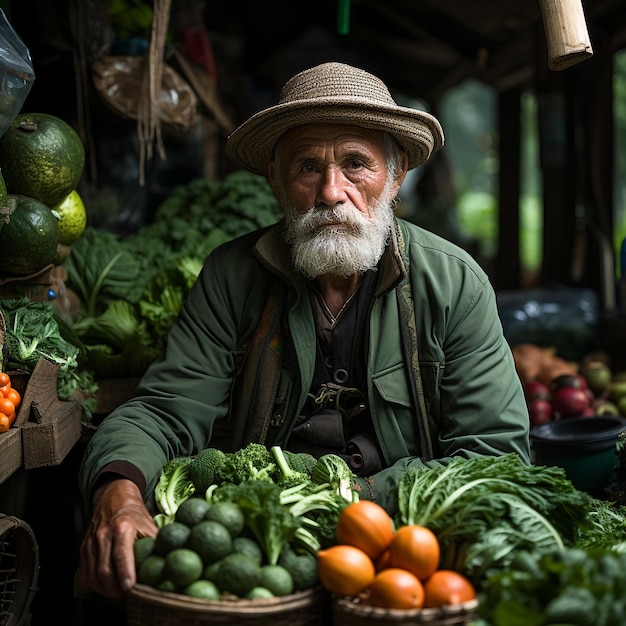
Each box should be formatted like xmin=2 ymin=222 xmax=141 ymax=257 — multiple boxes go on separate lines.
xmin=317 ymin=167 xmax=345 ymax=206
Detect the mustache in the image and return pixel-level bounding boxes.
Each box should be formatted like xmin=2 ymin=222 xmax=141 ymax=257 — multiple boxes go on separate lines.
xmin=293 ymin=204 xmax=368 ymax=232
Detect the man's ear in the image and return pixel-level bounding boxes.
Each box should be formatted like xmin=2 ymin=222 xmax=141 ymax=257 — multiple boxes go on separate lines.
xmin=267 ymin=161 xmax=279 ymax=196
xmin=393 ymin=152 xmax=409 ymax=193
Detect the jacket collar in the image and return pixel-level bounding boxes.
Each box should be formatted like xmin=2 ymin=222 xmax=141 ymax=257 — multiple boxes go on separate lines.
xmin=253 ymin=218 xmax=407 ymax=297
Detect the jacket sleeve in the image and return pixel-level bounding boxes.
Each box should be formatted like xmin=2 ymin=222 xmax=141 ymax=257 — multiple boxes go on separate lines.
xmin=367 ymin=232 xmax=531 ymax=514
xmin=78 ymin=241 xmax=264 ymax=504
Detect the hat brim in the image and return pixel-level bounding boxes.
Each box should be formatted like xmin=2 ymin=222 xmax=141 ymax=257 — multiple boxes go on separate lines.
xmin=225 ymin=98 xmax=444 ymax=175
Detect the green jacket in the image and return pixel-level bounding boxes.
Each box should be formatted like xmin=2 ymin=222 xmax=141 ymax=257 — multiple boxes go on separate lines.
xmin=79 ymin=218 xmax=530 ymax=513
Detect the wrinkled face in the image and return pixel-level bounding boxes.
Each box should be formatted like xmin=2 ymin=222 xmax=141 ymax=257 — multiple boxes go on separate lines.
xmin=268 ymin=124 xmax=408 ymax=278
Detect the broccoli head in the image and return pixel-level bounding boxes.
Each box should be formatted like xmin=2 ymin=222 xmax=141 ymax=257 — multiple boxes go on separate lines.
xmin=221 ymin=442 xmax=277 ymax=484
xmin=282 ymin=450 xmax=317 ymax=477
xmin=189 ymin=447 xmax=227 ymax=494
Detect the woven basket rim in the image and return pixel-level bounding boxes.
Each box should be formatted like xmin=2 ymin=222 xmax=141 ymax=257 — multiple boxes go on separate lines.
xmin=332 ymin=595 xmax=479 ymax=620
xmin=129 ymin=583 xmax=325 ymax=616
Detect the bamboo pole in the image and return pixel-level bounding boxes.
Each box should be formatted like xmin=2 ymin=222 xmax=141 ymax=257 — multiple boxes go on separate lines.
xmin=537 ymin=0 xmax=593 ymax=70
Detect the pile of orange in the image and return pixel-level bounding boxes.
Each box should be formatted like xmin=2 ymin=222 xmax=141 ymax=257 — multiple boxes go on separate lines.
xmin=0 ymin=372 xmax=22 ymax=433
xmin=316 ymin=500 xmax=476 ymax=610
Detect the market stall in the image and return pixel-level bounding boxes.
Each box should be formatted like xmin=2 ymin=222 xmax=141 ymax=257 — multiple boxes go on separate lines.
xmin=2 ymin=1 xmax=626 ymax=626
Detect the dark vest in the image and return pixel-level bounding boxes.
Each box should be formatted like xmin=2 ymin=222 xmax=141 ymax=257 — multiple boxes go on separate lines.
xmin=288 ymin=271 xmax=384 ymax=475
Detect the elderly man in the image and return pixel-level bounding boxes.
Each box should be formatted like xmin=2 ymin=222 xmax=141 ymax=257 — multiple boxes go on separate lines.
xmin=77 ymin=61 xmax=530 ymax=599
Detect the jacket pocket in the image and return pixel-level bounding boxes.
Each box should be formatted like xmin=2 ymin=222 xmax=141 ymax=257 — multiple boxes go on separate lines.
xmin=372 ymin=364 xmax=412 ymax=407
xmin=372 ymin=361 xmax=442 ymax=411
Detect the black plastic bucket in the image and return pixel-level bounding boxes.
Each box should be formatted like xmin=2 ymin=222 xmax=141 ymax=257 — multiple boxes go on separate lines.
xmin=530 ymin=416 xmax=626 ymax=496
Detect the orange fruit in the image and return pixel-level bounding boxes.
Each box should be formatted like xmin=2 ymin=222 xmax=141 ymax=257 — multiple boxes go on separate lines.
xmin=6 ymin=387 xmax=20 ymax=409
xmin=388 ymin=524 xmax=440 ymax=580
xmin=0 ymin=397 xmax=15 ymax=418
xmin=316 ymin=544 xmax=376 ymax=596
xmin=423 ymin=570 xmax=476 ymax=608
xmin=375 ymin=547 xmax=391 ymax=572
xmin=366 ymin=568 xmax=425 ymax=609
xmin=335 ymin=500 xmax=395 ymax=560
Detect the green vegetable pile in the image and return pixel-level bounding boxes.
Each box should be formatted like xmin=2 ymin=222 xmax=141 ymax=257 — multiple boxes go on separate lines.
xmin=64 ymin=170 xmax=282 ymax=380
xmin=394 ymin=454 xmax=594 ymax=585
xmin=138 ymin=444 xmax=359 ymax=600
xmin=135 ymin=496 xmax=320 ymax=600
xmin=0 ymin=297 xmax=98 ymax=420
xmin=478 ymin=547 xmax=626 ymax=626
xmin=393 ymin=453 xmax=626 ymax=625
xmin=153 ymin=443 xmax=359 ymax=558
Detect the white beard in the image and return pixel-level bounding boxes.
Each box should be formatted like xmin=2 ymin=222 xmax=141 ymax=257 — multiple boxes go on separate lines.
xmin=283 ymin=181 xmax=397 ymax=279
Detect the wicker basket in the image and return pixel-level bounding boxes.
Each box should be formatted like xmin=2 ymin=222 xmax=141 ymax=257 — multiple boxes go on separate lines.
xmin=0 ymin=515 xmax=39 ymax=626
xmin=331 ymin=596 xmax=480 ymax=626
xmin=126 ymin=583 xmax=331 ymax=626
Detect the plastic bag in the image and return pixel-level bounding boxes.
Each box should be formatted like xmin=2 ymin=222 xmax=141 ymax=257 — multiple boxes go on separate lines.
xmin=497 ymin=286 xmax=599 ymax=361
xmin=91 ymin=56 xmax=199 ymax=132
xmin=0 ymin=9 xmax=35 ymax=137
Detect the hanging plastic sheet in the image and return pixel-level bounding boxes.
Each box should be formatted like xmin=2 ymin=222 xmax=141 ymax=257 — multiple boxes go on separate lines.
xmin=497 ymin=286 xmax=599 ymax=361
xmin=0 ymin=8 xmax=35 ymax=137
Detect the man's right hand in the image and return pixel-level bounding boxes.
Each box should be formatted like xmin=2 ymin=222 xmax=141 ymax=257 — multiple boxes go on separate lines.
xmin=76 ymin=478 xmax=158 ymax=600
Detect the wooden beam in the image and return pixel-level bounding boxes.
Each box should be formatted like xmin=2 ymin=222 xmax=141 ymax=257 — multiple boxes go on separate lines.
xmin=496 ymin=88 xmax=523 ymax=289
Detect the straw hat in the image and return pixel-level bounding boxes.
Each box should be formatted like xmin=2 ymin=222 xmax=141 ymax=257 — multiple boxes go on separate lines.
xmin=225 ymin=62 xmax=444 ymax=174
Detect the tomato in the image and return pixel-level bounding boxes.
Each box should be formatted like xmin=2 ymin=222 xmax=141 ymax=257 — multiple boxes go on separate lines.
xmin=366 ymin=568 xmax=425 ymax=609
xmin=7 ymin=412 xmax=16 ymax=426
xmin=0 ymin=397 xmax=15 ymax=418
xmin=335 ymin=500 xmax=395 ymax=560
xmin=316 ymin=544 xmax=376 ymax=596
xmin=423 ymin=570 xmax=476 ymax=607
xmin=6 ymin=387 xmax=20 ymax=409
xmin=0 ymin=382 xmax=10 ymax=397
xmin=0 ymin=414 xmax=10 ymax=433
xmin=388 ymin=524 xmax=440 ymax=580
xmin=0 ymin=372 xmax=9 ymax=387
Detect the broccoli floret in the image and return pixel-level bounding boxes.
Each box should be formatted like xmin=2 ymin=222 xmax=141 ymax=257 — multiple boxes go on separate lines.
xmin=282 ymin=450 xmax=317 ymax=477
xmin=221 ymin=443 xmax=277 ymax=484
xmin=312 ymin=454 xmax=360 ymax=503
xmin=189 ymin=447 xmax=227 ymax=494
xmin=271 ymin=445 xmax=311 ymax=488
xmin=154 ymin=456 xmax=196 ymax=520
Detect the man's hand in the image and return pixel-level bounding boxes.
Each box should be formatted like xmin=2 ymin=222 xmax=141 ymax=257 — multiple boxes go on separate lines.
xmin=76 ymin=478 xmax=157 ymax=600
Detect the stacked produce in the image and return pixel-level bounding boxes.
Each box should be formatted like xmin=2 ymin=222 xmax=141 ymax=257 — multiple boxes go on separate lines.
xmin=0 ymin=371 xmax=21 ymax=432
xmin=0 ymin=112 xmax=88 ymax=276
xmin=63 ymin=171 xmax=283 ymax=381
xmin=134 ymin=444 xmax=357 ymax=599
xmin=317 ymin=500 xmax=476 ymax=610
xmin=512 ymin=343 xmax=626 ymax=424
xmin=134 ymin=446 xmax=626 ymax=624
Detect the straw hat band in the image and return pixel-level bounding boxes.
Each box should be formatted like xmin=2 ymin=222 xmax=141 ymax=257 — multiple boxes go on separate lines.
xmin=225 ymin=62 xmax=444 ymax=174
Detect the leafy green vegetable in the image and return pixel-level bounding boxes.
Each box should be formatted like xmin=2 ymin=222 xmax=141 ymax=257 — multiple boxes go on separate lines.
xmin=311 ymin=453 xmax=360 ymax=503
xmin=212 ymin=479 xmax=301 ymax=565
xmin=394 ymin=454 xmax=594 ymax=586
xmin=154 ymin=456 xmax=196 ymax=525
xmin=478 ymin=547 xmax=626 ymax=626
xmin=574 ymin=497 xmax=626 ymax=551
xmin=64 ymin=171 xmax=283 ymax=380
xmin=0 ymin=297 xmax=98 ymax=421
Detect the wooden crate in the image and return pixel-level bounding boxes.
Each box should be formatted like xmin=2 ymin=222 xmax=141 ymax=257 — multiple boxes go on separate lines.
xmin=0 ymin=426 xmax=22 ymax=485
xmin=14 ymin=358 xmax=82 ymax=469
